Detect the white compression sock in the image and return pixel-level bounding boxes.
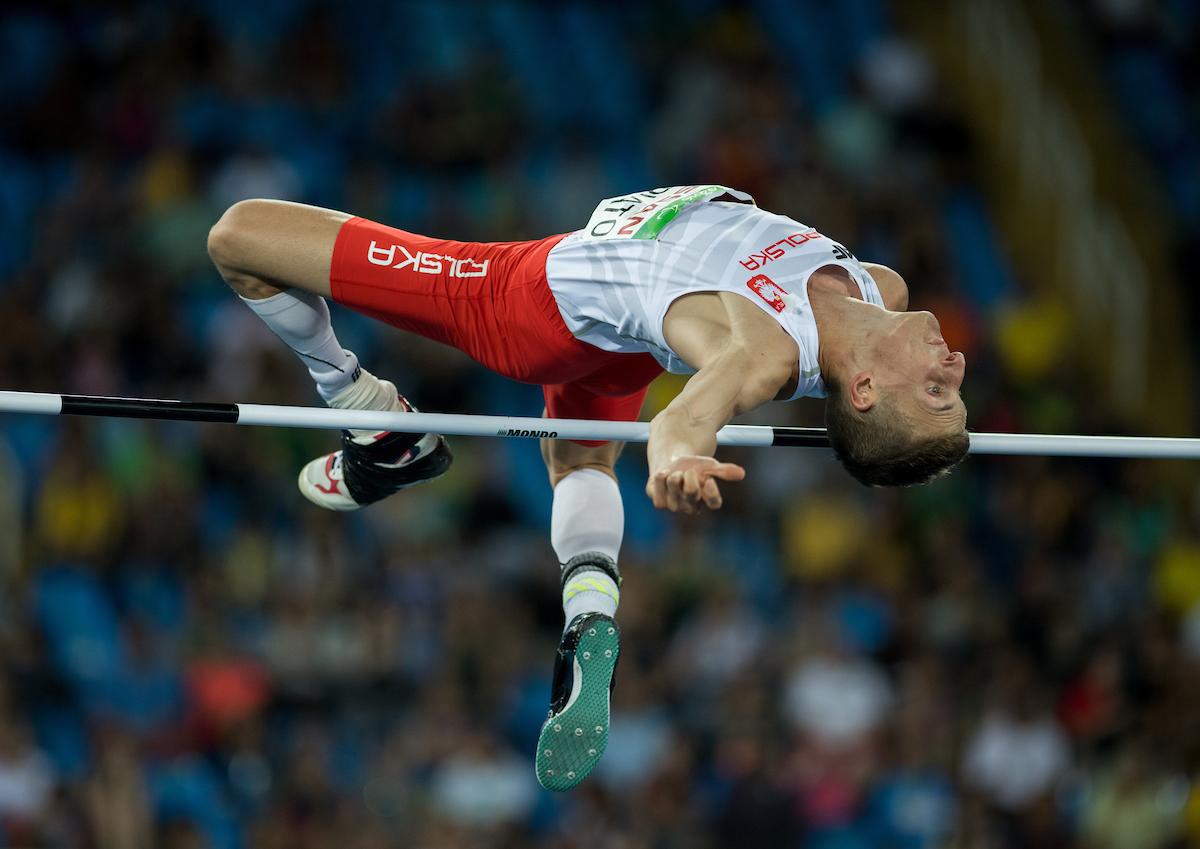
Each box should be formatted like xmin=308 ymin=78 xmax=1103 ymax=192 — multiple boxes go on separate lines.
xmin=326 ymin=368 xmax=411 ymax=440
xmin=552 ymin=468 xmax=623 ymax=627
xmin=241 ymin=291 xmax=360 ymax=401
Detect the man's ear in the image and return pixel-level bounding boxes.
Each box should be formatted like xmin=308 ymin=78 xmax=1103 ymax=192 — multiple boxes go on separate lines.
xmin=849 ymin=371 xmax=876 ymax=412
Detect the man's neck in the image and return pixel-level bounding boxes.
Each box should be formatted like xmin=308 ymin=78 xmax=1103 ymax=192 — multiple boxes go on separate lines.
xmin=808 ymin=271 xmax=880 ymax=382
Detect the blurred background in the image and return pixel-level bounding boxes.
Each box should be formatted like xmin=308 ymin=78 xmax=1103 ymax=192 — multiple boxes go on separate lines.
xmin=2 ymin=1 xmax=1199 ymax=847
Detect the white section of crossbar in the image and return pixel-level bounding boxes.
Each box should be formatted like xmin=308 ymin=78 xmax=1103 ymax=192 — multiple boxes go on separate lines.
xmin=0 ymin=391 xmax=62 ymax=415
xmin=966 ymin=432 xmax=1200 ymax=459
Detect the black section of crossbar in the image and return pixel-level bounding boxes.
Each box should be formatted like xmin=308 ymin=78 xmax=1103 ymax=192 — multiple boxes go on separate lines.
xmin=770 ymin=426 xmax=831 ymax=448
xmin=61 ymin=394 xmax=240 ymax=423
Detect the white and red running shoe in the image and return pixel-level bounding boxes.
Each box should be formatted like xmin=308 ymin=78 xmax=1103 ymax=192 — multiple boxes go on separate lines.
xmin=298 ymin=395 xmax=452 ymax=511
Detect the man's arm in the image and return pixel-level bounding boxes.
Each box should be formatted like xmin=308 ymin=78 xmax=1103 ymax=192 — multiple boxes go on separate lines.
xmin=645 ymin=341 xmax=792 ymax=514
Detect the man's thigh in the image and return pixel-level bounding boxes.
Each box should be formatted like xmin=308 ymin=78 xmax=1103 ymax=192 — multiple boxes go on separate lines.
xmin=330 ymin=218 xmax=578 ymax=381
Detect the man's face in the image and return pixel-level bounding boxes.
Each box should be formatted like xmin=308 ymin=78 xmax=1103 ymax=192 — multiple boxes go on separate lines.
xmin=871 ymin=310 xmax=968 ymax=431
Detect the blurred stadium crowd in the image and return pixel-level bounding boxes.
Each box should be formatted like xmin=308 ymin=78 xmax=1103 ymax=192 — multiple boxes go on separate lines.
xmin=2 ymin=1 xmax=1200 ymax=848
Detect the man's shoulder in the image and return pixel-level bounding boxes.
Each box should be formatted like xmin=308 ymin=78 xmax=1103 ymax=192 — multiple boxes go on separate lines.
xmin=861 ymin=263 xmax=909 ymax=311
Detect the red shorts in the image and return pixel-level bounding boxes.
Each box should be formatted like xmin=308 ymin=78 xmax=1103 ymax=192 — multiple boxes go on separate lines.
xmin=329 ymin=217 xmax=663 ymax=443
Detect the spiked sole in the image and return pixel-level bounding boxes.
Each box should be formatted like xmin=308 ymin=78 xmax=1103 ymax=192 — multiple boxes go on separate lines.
xmin=535 ymin=618 xmax=620 ymax=792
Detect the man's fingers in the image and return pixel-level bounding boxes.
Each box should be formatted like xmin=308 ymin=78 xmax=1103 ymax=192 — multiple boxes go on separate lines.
xmin=647 ymin=474 xmax=669 ymax=510
xmin=665 ymin=471 xmax=685 ymax=512
xmin=678 ymin=471 xmax=707 ymax=514
xmin=706 ymin=462 xmax=746 ymax=482
xmin=647 ymin=460 xmax=744 ymax=513
xmin=669 ymin=472 xmax=702 ymax=515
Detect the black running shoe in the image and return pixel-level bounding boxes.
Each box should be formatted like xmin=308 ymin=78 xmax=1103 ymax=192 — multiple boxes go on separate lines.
xmin=298 ymin=403 xmax=451 ymax=511
xmin=535 ymin=613 xmax=620 ymax=792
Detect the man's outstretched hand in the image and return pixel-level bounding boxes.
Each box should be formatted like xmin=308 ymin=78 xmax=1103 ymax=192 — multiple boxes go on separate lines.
xmin=646 ymin=455 xmax=746 ymax=514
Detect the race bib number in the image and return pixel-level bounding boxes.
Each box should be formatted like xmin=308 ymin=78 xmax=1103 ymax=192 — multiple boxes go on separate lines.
xmin=579 ymin=185 xmax=754 ymax=242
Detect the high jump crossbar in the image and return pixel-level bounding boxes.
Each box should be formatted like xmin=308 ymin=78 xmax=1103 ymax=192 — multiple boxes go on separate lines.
xmin=1 ymin=390 xmax=1198 ymax=459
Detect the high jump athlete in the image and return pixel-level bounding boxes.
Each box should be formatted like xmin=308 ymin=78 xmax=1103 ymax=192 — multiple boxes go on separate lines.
xmin=206 ymin=185 xmax=968 ymax=791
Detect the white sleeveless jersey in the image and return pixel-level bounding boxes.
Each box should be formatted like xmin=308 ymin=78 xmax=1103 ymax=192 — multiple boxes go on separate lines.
xmin=545 ymin=185 xmax=886 ymax=400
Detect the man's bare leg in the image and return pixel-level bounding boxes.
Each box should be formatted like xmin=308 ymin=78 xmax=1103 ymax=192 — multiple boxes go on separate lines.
xmin=535 ymin=434 xmax=625 ymax=792
xmin=208 ymin=199 xmax=451 ymax=509
xmin=208 ymin=199 xmax=360 ymax=399
xmin=543 ymin=435 xmax=624 ymax=625
xmin=207 ymin=198 xmax=346 ymax=298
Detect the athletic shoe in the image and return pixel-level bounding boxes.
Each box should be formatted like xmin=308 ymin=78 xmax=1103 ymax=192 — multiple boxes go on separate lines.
xmin=535 ymin=612 xmax=620 ymax=792
xmin=297 ymin=397 xmax=452 ymax=511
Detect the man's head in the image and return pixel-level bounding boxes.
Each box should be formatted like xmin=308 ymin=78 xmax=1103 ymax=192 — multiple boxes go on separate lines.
xmin=824 ymin=310 xmax=969 ymax=486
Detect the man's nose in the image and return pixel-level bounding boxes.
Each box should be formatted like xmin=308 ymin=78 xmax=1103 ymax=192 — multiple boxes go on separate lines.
xmin=946 ymin=351 xmax=966 ymax=387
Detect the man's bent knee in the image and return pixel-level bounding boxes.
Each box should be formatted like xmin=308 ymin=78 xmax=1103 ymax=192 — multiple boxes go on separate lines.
xmin=209 ymin=199 xmax=346 ymax=299
xmin=208 ymin=202 xmax=278 ymax=298
xmin=208 ymin=199 xmax=263 ymax=272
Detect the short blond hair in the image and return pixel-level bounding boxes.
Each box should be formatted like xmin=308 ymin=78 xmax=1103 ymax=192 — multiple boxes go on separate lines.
xmin=823 ymin=380 xmax=968 ymax=487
